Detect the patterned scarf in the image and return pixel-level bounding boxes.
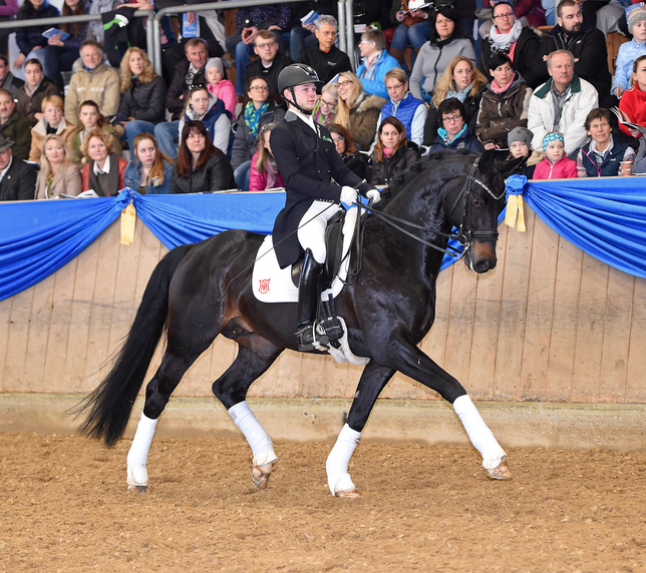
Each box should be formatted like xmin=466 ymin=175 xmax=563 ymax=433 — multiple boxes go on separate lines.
xmin=488 ymin=20 xmax=523 ymax=54
xmin=447 ymin=82 xmax=473 ymax=103
xmin=245 ymin=101 xmax=268 ymax=138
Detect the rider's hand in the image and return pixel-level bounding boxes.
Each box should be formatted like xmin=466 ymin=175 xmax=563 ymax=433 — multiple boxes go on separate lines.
xmin=366 ymin=189 xmax=381 ymax=204
xmin=340 ymin=186 xmax=358 ymax=205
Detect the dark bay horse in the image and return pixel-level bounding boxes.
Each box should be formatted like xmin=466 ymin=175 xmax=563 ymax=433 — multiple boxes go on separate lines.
xmin=80 ymin=149 xmax=521 ymax=496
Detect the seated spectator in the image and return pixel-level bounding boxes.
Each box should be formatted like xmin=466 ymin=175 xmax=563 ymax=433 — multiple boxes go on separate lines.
xmin=289 ymin=1 xmax=338 ymax=63
xmin=245 ymin=30 xmax=293 ymax=101
xmin=0 ymin=89 xmax=31 ymax=160
xmin=81 ymin=128 xmax=127 ymax=196
xmin=312 ymin=83 xmax=337 ymax=125
xmin=16 ymin=59 xmax=61 ymax=127
xmin=328 ymin=122 xmax=370 ymax=180
xmin=0 ymin=55 xmax=23 ymax=99
xmin=87 ymin=0 xmax=121 ymax=45
xmin=116 ymin=47 xmax=167 ymax=153
xmin=369 ymin=117 xmax=420 ymax=185
xmin=508 ymin=125 xmax=536 ymax=178
xmin=35 ymin=134 xmax=82 ymax=199
xmin=410 ymin=4 xmax=475 ymax=104
xmin=170 ymin=120 xmax=235 ymax=193
xmin=65 ymin=41 xmax=121 ymax=125
xmin=479 ymin=1 xmax=542 ymax=89
xmin=300 ymin=15 xmax=352 ymax=86
xmin=528 ymin=50 xmax=598 ymax=156
xmin=70 ymin=100 xmax=121 ymax=166
xmin=44 ymin=0 xmax=91 ymax=90
xmin=29 ymin=95 xmax=75 ymax=163
xmin=631 ymin=135 xmax=646 ymax=173
xmin=13 ymin=0 xmax=60 ymax=81
xmin=389 ymin=0 xmax=432 ymax=73
xmin=0 ymin=135 xmax=37 ymax=201
xmin=533 ymin=131 xmax=577 ymax=178
xmin=0 ymin=0 xmax=18 ymax=58
xmin=576 ymin=108 xmax=635 ymax=177
xmin=424 ymin=56 xmax=486 ymax=146
xmin=479 ymin=0 xmax=545 ymax=39
xmin=231 ymin=76 xmax=285 ymax=190
xmin=165 ymin=38 xmax=210 ymax=121
xmin=334 ymin=72 xmax=386 ymax=151
xmin=177 ymin=86 xmax=231 ymax=155
xmin=476 ymin=54 xmax=532 ymax=149
xmin=206 ymin=58 xmax=236 ymax=118
xmin=619 ymin=56 xmax=646 ymax=139
xmin=355 ymin=30 xmax=400 ymax=100
xmin=592 ymin=1 xmax=630 ymax=38
xmin=538 ymin=0 xmax=612 ymax=106
xmin=613 ymin=8 xmax=646 ymax=99
xmin=428 ymin=98 xmax=486 ymax=153
xmin=249 ymin=123 xmax=284 ymax=191
xmin=225 ymin=4 xmax=293 ymax=96
xmin=124 ymin=133 xmax=173 ymax=194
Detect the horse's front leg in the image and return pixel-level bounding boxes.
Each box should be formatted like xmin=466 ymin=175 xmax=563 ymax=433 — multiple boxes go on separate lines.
xmin=326 ymin=362 xmax=396 ymax=497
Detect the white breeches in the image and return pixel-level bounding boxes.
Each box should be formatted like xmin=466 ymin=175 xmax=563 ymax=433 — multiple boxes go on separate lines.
xmin=297 ymin=200 xmax=343 ymax=264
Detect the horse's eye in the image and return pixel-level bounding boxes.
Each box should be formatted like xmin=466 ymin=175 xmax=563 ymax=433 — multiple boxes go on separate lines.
xmin=472 ymin=197 xmax=483 ymax=207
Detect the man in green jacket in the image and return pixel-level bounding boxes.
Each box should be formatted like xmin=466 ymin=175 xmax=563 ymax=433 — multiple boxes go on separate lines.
xmin=0 ymin=89 xmax=31 ymax=160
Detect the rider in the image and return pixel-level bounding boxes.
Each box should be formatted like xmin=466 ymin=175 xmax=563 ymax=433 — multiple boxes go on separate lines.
xmin=270 ymin=64 xmax=381 ymax=351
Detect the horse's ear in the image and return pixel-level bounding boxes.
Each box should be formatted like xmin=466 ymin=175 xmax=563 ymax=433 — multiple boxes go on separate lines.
xmin=479 ymin=148 xmax=497 ymax=173
xmin=499 ymin=154 xmax=528 ymax=178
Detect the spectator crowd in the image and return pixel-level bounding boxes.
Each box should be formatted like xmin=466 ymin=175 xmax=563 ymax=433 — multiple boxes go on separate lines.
xmin=1 ymin=0 xmax=646 ymax=202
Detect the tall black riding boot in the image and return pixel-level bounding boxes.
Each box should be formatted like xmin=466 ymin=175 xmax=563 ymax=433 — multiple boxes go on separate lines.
xmin=295 ymin=249 xmax=323 ymax=351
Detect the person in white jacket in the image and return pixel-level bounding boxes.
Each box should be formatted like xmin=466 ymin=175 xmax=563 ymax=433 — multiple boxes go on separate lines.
xmin=528 ymin=50 xmax=598 ymax=156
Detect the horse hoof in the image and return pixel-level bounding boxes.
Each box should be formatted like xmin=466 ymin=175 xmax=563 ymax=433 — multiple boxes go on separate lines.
xmin=127 ymin=485 xmax=147 ymax=493
xmin=251 ymin=462 xmax=274 ymax=489
xmin=335 ymin=489 xmax=360 ymax=498
xmin=484 ymin=458 xmax=512 ymax=480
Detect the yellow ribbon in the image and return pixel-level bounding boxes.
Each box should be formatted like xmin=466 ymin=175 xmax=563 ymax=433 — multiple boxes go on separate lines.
xmin=505 ymin=194 xmax=526 ymax=232
xmin=120 ymin=202 xmax=137 ymax=245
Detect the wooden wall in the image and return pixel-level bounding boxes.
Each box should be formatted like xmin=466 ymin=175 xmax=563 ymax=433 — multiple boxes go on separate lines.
xmin=0 ymin=206 xmax=644 ymax=403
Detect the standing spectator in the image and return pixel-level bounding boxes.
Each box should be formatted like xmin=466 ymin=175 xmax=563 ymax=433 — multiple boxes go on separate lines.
xmin=0 ymin=135 xmax=37 ymax=201
xmin=16 ymin=59 xmax=61 ymax=127
xmin=13 ymin=0 xmax=60 ymax=81
xmin=532 ymin=131 xmax=577 ymax=178
xmin=355 ymin=30 xmax=401 ymax=100
xmin=65 ymin=41 xmax=121 ymax=125
xmin=475 ymin=53 xmax=532 ymax=149
xmin=577 ymin=108 xmax=635 ymax=177
xmin=0 ymin=89 xmax=31 ymax=160
xmin=428 ymin=97 xmax=485 ymax=152
xmin=165 ymin=38 xmax=209 ymax=122
xmin=410 ymin=4 xmax=476 ymax=103
xmin=249 ymin=123 xmax=284 ymax=191
xmin=300 ymin=15 xmax=352 ymax=86
xmin=613 ymin=7 xmax=646 ymax=99
xmin=389 ymin=0 xmax=432 ymax=73
xmin=116 ymin=47 xmax=167 ymax=153
xmin=328 ymin=122 xmax=370 ymax=179
xmin=479 ymin=1 xmax=543 ymax=89
xmin=35 ymin=134 xmax=81 ymax=199
xmin=425 ymin=56 xmax=486 ymax=145
xmin=70 ymin=100 xmax=122 ymax=166
xmin=205 ymin=58 xmax=236 ymax=118
xmin=245 ymin=30 xmax=293 ymax=100
xmin=124 ymin=133 xmax=173 ymax=194
xmin=369 ymin=116 xmax=420 ymax=185
xmin=0 ymin=55 xmax=23 ymax=99
xmin=538 ymin=0 xmax=611 ymax=106
xmin=334 ymin=72 xmax=386 ymax=151
xmin=29 ymin=95 xmax=75 ymax=163
xmin=81 ymin=128 xmax=127 ymax=196
xmin=618 ymin=56 xmax=646 ymax=139
xmin=528 ymin=50 xmax=598 ymax=155
xmin=312 ymin=83 xmax=338 ymax=125
xmin=170 ymin=120 xmax=235 ymax=193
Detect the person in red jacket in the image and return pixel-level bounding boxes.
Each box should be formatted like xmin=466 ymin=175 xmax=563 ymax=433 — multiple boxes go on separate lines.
xmin=618 ymin=55 xmax=646 ymax=140
xmin=532 ymin=131 xmax=577 ymax=179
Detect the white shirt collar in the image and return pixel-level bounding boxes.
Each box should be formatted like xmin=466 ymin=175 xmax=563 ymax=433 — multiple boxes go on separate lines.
xmin=290 ymin=107 xmax=317 ymax=133
xmin=93 ymin=156 xmax=110 ymax=175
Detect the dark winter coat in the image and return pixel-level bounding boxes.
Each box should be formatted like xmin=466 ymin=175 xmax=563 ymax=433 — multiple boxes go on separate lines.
xmin=166 ymin=60 xmax=206 ymax=120
xmin=169 ymin=151 xmax=235 ymax=194
xmin=16 ymin=78 xmax=62 ymax=127
xmin=0 ymin=109 xmax=32 ymax=160
xmin=369 ymin=142 xmax=421 ymax=186
xmin=15 ymin=0 xmax=60 ymax=56
xmin=0 ymin=156 xmax=37 ymax=201
xmin=117 ymin=75 xmax=167 ymax=124
xmin=300 ymin=44 xmax=352 ymax=86
xmin=347 ymin=94 xmax=387 ymax=151
xmin=245 ymin=52 xmax=293 ymax=99
xmin=428 ymin=126 xmax=485 ymax=154
xmin=342 ymin=151 xmax=369 ymax=180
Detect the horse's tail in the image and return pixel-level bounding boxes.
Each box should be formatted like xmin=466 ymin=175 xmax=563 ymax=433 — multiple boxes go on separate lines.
xmin=77 ymin=243 xmax=193 ymax=447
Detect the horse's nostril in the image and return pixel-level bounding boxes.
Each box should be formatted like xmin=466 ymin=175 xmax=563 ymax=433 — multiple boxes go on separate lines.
xmin=475 ymin=259 xmax=491 ymax=273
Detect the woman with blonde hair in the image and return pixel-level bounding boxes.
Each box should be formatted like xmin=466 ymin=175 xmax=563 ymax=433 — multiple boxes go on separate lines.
xmin=35 ymin=134 xmax=82 ymax=199
xmin=81 ymin=128 xmax=127 ymax=196
xmin=249 ymin=123 xmax=284 ymax=191
xmin=333 ymin=71 xmax=386 ymax=151
xmin=369 ymin=117 xmax=420 ymax=185
xmin=29 ymin=95 xmax=76 ymax=163
xmin=116 ymin=46 xmax=167 ymax=152
xmin=312 ymin=83 xmax=338 ymax=126
xmin=424 ymin=56 xmax=488 ymax=145
xmin=124 ymin=133 xmax=173 ymax=194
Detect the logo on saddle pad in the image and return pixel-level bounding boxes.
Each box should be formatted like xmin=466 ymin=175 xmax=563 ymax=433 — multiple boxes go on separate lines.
xmin=258 ymin=278 xmax=271 ymax=294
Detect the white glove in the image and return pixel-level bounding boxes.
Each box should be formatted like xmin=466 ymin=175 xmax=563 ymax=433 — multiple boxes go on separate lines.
xmin=340 ymin=186 xmax=358 ymax=205
xmin=366 ymin=189 xmax=381 ymax=204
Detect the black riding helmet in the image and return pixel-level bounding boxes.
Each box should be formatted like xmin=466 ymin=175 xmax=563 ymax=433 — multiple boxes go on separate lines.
xmin=278 ymin=64 xmax=323 ymax=116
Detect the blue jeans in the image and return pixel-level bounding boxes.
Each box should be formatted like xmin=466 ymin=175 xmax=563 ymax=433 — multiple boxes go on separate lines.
xmin=234 ymin=160 xmax=251 ymax=191
xmin=390 ymin=21 xmax=431 ymax=50
xmin=154 ymin=120 xmax=180 ymax=160
xmin=290 ymin=27 xmax=318 ymax=62
xmin=124 ymin=120 xmax=157 ymax=154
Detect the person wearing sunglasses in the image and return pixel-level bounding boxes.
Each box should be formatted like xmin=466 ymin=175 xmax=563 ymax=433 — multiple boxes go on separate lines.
xmin=427 ymin=97 xmax=485 ymax=153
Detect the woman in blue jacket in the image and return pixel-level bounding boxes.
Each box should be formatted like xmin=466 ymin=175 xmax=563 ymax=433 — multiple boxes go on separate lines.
xmin=124 ymin=133 xmax=173 ymax=194
xmin=428 ymin=97 xmax=485 ymax=153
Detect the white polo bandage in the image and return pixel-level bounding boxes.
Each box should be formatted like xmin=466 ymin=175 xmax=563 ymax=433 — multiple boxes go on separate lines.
xmin=228 ymin=401 xmax=276 ymax=465
xmin=326 ymin=423 xmax=361 ymax=495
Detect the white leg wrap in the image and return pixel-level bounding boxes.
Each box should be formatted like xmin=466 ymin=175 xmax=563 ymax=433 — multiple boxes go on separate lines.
xmin=126 ymin=412 xmax=159 ymax=486
xmin=326 ymin=423 xmax=361 ymax=496
xmin=228 ymin=401 xmax=277 ymax=467
xmin=453 ymin=395 xmax=506 ymax=470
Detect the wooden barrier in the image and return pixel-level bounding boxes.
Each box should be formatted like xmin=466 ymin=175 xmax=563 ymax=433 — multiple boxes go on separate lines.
xmin=0 ymin=206 xmax=644 ymax=402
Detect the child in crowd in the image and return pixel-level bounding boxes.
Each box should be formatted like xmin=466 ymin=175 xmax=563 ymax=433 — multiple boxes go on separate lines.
xmin=369 ymin=117 xmax=420 ymax=186
xmin=312 ymin=84 xmax=338 ymax=126
xmin=533 ymin=132 xmax=577 ymax=179
xmin=613 ymin=7 xmax=646 ymax=98
xmin=249 ymin=123 xmax=284 ymax=191
xmin=70 ymin=100 xmax=121 ymax=166
xmin=507 ymin=126 xmax=536 ymax=179
xmin=206 ymin=58 xmax=236 ymax=118
xmin=618 ymin=55 xmax=646 ymax=139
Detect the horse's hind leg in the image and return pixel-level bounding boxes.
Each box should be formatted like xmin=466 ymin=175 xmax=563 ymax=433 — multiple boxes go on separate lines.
xmin=212 ymin=336 xmax=283 ymax=489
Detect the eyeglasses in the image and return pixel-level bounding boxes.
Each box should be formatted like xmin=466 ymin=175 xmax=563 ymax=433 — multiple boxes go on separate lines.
xmin=188 ymin=83 xmax=207 ymax=91
xmin=493 ymin=12 xmax=514 ymax=19
xmin=442 ymin=114 xmax=462 ymax=123
xmin=358 ymin=40 xmax=374 ymax=45
xmin=250 ymin=85 xmax=270 ymax=92
xmin=386 ymin=83 xmax=405 ymax=91
xmin=320 ymin=99 xmax=336 ymax=107
xmin=255 ymin=41 xmax=276 ymax=49
xmin=331 ymin=136 xmax=344 ymax=143
xmin=336 ymin=80 xmax=352 ymax=88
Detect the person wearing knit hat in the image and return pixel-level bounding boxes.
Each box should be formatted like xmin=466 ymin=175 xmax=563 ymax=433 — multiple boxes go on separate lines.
xmin=612 ymin=7 xmax=646 ymax=97
xmin=507 ymin=126 xmax=536 ymax=177
xmin=508 ymin=126 xmax=533 ymax=150
xmin=205 ymin=57 xmax=237 ymax=117
xmin=532 ymin=131 xmax=577 ymax=179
